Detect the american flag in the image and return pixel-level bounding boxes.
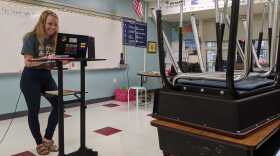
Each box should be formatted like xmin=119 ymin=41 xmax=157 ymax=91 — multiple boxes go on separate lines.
xmin=133 ymin=0 xmax=144 ymax=17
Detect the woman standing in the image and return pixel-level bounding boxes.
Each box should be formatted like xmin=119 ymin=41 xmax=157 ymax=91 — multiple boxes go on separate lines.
xmin=20 ymin=10 xmax=60 ymax=155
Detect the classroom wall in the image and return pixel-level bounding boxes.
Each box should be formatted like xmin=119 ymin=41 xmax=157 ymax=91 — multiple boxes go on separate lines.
xmin=0 ymin=0 xmax=161 ymax=115
xmin=169 ymin=14 xmax=269 ymax=43
xmin=202 ymin=14 xmax=269 ymax=42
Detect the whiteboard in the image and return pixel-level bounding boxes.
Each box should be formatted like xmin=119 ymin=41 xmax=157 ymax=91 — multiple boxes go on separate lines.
xmin=0 ymin=0 xmax=123 ymax=73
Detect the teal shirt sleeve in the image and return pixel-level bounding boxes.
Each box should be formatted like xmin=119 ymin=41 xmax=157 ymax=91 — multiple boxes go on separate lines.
xmin=21 ymin=34 xmax=36 ymax=56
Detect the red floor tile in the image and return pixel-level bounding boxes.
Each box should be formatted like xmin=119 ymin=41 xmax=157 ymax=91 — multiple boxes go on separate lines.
xmin=94 ymin=127 xmax=122 ymax=136
xmin=102 ymin=103 xmax=120 ymax=108
xmin=11 ymin=151 xmax=36 ymax=156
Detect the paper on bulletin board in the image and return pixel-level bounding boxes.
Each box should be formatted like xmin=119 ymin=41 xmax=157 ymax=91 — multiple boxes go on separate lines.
xmin=147 ymin=41 xmax=157 ymax=53
xmin=122 ymin=17 xmax=147 ymax=48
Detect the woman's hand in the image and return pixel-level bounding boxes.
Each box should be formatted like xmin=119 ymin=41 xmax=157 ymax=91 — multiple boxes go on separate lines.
xmin=47 ymin=54 xmax=56 ymax=59
xmin=24 ymin=54 xmax=45 ymax=67
xmin=62 ymin=60 xmax=71 ymax=65
xmin=24 ymin=54 xmax=57 ymax=70
xmin=40 ymin=54 xmax=55 ymax=59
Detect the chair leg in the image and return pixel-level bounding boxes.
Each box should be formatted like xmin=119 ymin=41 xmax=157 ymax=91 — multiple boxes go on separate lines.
xmin=144 ymin=89 xmax=147 ymax=110
xmin=151 ymin=92 xmax=154 ymax=105
xmin=136 ymin=89 xmax=139 ymax=111
xmin=128 ymin=89 xmax=130 ymax=111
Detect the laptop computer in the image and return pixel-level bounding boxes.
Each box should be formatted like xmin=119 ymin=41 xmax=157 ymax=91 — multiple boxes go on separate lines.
xmin=56 ymin=33 xmax=95 ymax=59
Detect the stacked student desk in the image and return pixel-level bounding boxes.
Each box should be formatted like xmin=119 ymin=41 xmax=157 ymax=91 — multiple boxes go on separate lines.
xmin=137 ymin=71 xmax=161 ymax=86
xmin=151 ymin=119 xmax=280 ymax=156
xmin=32 ymin=57 xmax=105 ymax=156
xmin=137 ymin=71 xmax=174 ymax=87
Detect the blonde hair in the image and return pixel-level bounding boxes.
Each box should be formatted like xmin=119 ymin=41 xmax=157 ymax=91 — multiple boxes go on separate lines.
xmin=25 ymin=10 xmax=59 ymax=53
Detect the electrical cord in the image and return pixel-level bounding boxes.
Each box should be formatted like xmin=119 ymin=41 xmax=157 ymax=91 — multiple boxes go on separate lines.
xmin=126 ymin=64 xmax=130 ymax=87
xmin=0 ymin=91 xmax=22 ymax=144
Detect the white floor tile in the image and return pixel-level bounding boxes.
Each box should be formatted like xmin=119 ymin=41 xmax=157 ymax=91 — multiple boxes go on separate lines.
xmin=0 ymin=100 xmax=162 ymax=156
xmin=1 ymin=100 xmax=280 ymax=156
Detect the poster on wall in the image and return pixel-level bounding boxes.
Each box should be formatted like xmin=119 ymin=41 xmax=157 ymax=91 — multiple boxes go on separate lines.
xmin=189 ymin=0 xmax=215 ymax=12
xmin=163 ymin=0 xmax=185 ymax=9
xmin=161 ymin=0 xmax=266 ymax=15
xmin=182 ymin=24 xmax=196 ymax=53
xmin=123 ymin=17 xmax=136 ymax=46
xmin=147 ymin=41 xmax=157 ymax=53
xmin=122 ymin=18 xmax=147 ymax=48
xmin=189 ymin=0 xmax=252 ymax=11
xmin=135 ymin=21 xmax=147 ymax=48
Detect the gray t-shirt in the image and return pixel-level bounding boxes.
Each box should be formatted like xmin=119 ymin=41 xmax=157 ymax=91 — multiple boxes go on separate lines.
xmin=21 ymin=33 xmax=54 ymax=58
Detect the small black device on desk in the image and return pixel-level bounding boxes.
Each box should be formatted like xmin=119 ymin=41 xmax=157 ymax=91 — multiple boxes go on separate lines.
xmin=56 ymin=33 xmax=95 ymax=59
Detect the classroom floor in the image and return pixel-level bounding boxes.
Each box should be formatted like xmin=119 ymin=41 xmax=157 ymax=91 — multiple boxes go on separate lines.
xmin=1 ymin=100 xmax=280 ymax=156
xmin=0 ymin=100 xmax=163 ymax=156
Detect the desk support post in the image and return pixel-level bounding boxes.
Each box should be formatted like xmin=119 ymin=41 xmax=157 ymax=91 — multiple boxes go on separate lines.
xmin=80 ymin=59 xmax=86 ymax=149
xmin=57 ymin=61 xmax=65 ymax=156
xmin=141 ymin=75 xmax=143 ymax=87
xmin=67 ymin=59 xmax=98 ymax=156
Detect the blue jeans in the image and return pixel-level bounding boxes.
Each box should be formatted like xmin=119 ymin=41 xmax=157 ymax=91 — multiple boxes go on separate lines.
xmin=20 ymin=67 xmax=58 ymax=145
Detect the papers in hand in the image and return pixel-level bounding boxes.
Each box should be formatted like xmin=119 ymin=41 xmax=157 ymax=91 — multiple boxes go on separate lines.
xmin=41 ymin=60 xmax=57 ymax=68
xmin=53 ymin=55 xmax=70 ymax=58
xmin=46 ymin=54 xmax=70 ymax=59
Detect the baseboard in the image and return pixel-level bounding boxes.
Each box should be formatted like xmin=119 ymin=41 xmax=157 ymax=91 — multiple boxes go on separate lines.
xmin=0 ymin=96 xmax=114 ymax=121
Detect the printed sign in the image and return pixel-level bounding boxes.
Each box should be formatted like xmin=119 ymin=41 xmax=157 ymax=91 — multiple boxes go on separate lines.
xmin=135 ymin=21 xmax=147 ymax=48
xmin=123 ymin=18 xmax=147 ymax=48
xmin=123 ymin=18 xmax=136 ymax=46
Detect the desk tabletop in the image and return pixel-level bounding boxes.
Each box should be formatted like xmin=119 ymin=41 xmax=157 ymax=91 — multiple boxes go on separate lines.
xmin=45 ymin=89 xmax=83 ymax=96
xmin=151 ymin=119 xmax=280 ymax=149
xmin=137 ymin=71 xmax=161 ymax=77
xmin=31 ymin=57 xmax=106 ymax=62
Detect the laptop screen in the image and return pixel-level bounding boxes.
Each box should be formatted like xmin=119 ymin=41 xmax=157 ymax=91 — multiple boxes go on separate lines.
xmin=56 ymin=33 xmax=89 ymax=58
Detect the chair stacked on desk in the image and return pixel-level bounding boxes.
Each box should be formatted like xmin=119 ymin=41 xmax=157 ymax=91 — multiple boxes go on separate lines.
xmin=151 ymin=0 xmax=280 ymax=155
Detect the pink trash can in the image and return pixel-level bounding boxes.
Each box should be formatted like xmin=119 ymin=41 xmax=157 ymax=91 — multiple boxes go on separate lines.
xmin=114 ymin=88 xmax=136 ymax=102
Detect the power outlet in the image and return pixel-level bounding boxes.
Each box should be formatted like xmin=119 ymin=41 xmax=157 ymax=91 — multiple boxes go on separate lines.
xmin=113 ymin=78 xmax=117 ymax=83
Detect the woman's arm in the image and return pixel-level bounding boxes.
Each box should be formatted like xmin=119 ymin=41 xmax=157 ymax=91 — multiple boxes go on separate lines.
xmin=24 ymin=54 xmax=45 ymax=67
xmin=46 ymin=54 xmax=71 ymax=65
xmin=24 ymin=54 xmax=71 ymax=69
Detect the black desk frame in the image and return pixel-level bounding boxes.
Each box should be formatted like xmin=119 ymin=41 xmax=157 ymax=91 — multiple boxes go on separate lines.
xmin=152 ymin=121 xmax=280 ymax=156
xmin=137 ymin=72 xmax=167 ymax=87
xmin=56 ymin=58 xmax=103 ymax=156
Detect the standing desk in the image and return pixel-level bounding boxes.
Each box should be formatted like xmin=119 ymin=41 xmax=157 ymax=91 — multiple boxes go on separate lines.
xmin=33 ymin=58 xmax=105 ymax=156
